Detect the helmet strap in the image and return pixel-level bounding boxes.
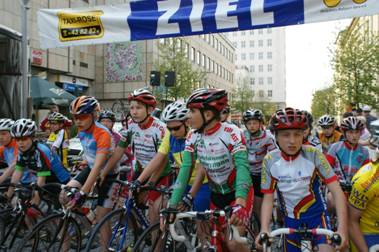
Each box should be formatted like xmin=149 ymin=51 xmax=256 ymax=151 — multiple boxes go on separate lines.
xmin=195 ymin=108 xmax=217 ymax=134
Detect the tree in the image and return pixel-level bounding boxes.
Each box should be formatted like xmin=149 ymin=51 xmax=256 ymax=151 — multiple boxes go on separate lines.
xmin=311 ymin=86 xmax=337 ymax=119
xmin=332 ymin=31 xmax=379 ymax=112
xmin=230 ymin=81 xmax=254 ymax=114
xmin=153 ymin=38 xmax=205 ymax=105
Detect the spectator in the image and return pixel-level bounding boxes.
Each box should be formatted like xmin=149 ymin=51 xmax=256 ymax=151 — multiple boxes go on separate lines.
xmin=39 ymin=104 xmax=60 ymax=132
xmin=357 ymin=116 xmax=371 ymax=146
xmin=362 ymin=105 xmax=377 ymax=129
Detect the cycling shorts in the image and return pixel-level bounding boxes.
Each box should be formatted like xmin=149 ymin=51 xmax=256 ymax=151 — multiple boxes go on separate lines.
xmin=283 ymin=212 xmax=331 ymax=252
xmin=251 ymin=174 xmax=263 ymax=198
xmin=185 ymin=183 xmax=211 ymax=211
xmin=73 ymin=166 xmax=117 ymax=209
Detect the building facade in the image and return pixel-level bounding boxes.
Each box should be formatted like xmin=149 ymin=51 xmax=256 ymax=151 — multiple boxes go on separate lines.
xmin=225 ymin=28 xmax=286 ymax=109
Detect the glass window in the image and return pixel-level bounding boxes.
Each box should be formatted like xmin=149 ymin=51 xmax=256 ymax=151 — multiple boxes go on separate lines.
xmin=233 ymin=42 xmax=237 ymax=48
xmin=215 ymin=63 xmax=219 ymax=75
xmin=258 ymin=29 xmax=263 ymax=35
xmin=259 ymin=90 xmax=264 ymax=97
xmin=267 ymin=28 xmax=272 ymax=34
xmin=191 ymin=47 xmax=195 ymax=62
xmin=259 ymin=65 xmax=263 ymax=72
xmin=202 ymin=54 xmax=206 ymax=68
xmin=250 ymin=40 xmax=254 ymax=47
xmin=268 ymin=90 xmax=272 ymax=97
xmin=249 ymin=53 xmax=254 ymax=60
xmin=267 ymin=52 xmax=272 ymax=59
xmin=250 ymin=30 xmax=254 ymax=35
xmin=267 ymin=64 xmax=272 ymax=72
xmin=250 ymin=78 xmax=255 ymax=85
xmin=184 ymin=43 xmax=189 ymax=58
xmin=249 ymin=65 xmax=255 ymax=72
xmin=197 ymin=51 xmax=201 ymax=65
xmin=258 ymin=40 xmax=263 ymax=47
xmin=241 ymin=41 xmax=246 ymax=48
xmin=241 ymin=31 xmax=246 ymax=36
xmin=216 ymin=38 xmax=219 ymax=51
xmin=212 ymin=35 xmax=215 ymax=47
xmin=207 ymin=57 xmax=211 ymax=70
xmin=241 ymin=53 xmax=246 ymax=60
xmin=267 ymin=39 xmax=272 ymax=47
xmin=258 ymin=52 xmax=263 ymax=60
xmin=259 ymin=78 xmax=264 ymax=85
xmin=268 ymin=77 xmax=272 ymax=85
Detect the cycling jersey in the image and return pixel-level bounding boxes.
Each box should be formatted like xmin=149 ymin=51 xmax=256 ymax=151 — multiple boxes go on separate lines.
xmin=118 ymin=117 xmax=169 ymax=175
xmin=47 ymin=129 xmax=69 ymax=168
xmin=15 ymin=142 xmax=70 ymax=184
xmin=303 ymin=134 xmax=322 ymax=152
xmin=243 ymin=129 xmax=276 ymax=175
xmin=77 ymin=122 xmax=113 ymax=170
xmin=326 ymin=141 xmax=370 ymax=185
xmin=317 ymin=131 xmax=343 ymax=152
xmin=169 ymin=122 xmax=252 ymax=207
xmin=349 ymin=162 xmax=379 ymax=234
xmin=261 ymin=145 xmax=337 ymax=219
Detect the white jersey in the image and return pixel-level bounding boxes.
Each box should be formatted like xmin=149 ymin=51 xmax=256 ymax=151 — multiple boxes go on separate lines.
xmin=119 ymin=117 xmax=166 ymax=170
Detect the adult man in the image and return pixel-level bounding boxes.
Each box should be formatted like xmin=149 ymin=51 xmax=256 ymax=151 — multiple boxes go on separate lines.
xmin=362 ymin=105 xmax=377 ymax=129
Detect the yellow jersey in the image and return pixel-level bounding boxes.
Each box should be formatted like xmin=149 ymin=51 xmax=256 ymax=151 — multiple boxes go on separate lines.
xmin=349 ymin=162 xmax=379 ymax=234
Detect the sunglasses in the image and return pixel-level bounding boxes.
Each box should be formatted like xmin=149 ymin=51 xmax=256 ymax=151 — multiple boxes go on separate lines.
xmin=167 ymin=124 xmax=183 ymax=132
xmin=15 ymin=136 xmax=31 ymax=141
xmin=73 ymin=114 xmax=91 ymax=121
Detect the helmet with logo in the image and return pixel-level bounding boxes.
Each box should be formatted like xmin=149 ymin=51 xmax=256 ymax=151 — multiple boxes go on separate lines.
xmin=128 ymin=88 xmax=157 ymax=108
xmin=302 ymin=110 xmax=313 ymax=128
xmin=11 ymin=119 xmax=36 ymax=138
xmin=269 ymin=107 xmax=307 ymax=132
xmin=98 ymin=110 xmax=116 ymax=122
xmin=318 ymin=115 xmax=336 ymax=127
xmin=186 ymin=88 xmax=228 ymax=112
xmin=0 ymin=119 xmax=15 ymax=131
xmin=161 ymin=101 xmax=189 ymax=123
xmin=243 ymin=109 xmax=264 ymax=123
xmin=48 ymin=112 xmax=66 ymax=122
xmin=70 ymin=96 xmax=100 ymax=115
xmin=340 ymin=116 xmax=364 ymax=131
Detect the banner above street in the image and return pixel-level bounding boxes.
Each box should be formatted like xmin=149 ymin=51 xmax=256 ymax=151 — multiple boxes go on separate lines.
xmin=38 ymin=0 xmax=379 ymax=49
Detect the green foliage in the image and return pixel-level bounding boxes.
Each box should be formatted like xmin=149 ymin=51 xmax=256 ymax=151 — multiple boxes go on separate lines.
xmin=332 ymin=31 xmax=379 ymax=111
xmin=153 ymin=38 xmax=205 ymax=105
xmin=230 ymin=81 xmax=254 ymax=114
xmin=311 ymin=86 xmax=337 ymax=120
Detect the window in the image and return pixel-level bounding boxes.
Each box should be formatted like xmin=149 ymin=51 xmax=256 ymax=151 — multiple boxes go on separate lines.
xmin=267 ymin=28 xmax=272 ymax=34
xmin=259 ymin=90 xmax=264 ymax=97
xmin=258 ymin=52 xmax=263 ymax=60
xmin=212 ymin=35 xmax=215 ymax=47
xmin=249 ymin=40 xmax=254 ymax=47
xmin=250 ymin=78 xmax=255 ymax=85
xmin=268 ymin=90 xmax=272 ymax=97
xmin=197 ymin=51 xmax=201 ymax=65
xmin=258 ymin=29 xmax=263 ymax=35
xmin=159 ymin=38 xmax=165 ymax=44
xmin=218 ymin=41 xmax=222 ymax=53
xmin=206 ymin=34 xmax=210 ymax=43
xmin=241 ymin=41 xmax=246 ymax=48
xmin=267 ymin=39 xmax=272 ymax=47
xmin=241 ymin=53 xmax=246 ymax=60
xmin=258 ymin=40 xmax=263 ymax=47
xmin=233 ymin=42 xmax=237 ymax=48
xmin=267 ymin=64 xmax=272 ymax=72
xmin=215 ymin=63 xmax=219 ymax=75
xmin=250 ymin=30 xmax=254 ymax=35
xmin=211 ymin=60 xmax=214 ymax=72
xmin=207 ymin=57 xmax=211 ymax=70
xmin=267 ymin=77 xmax=272 ymax=85
xmin=233 ymin=32 xmax=237 ymax=37
xmin=241 ymin=31 xmax=246 ymax=36
xmin=216 ymin=38 xmax=219 ymax=51
xmin=259 ymin=78 xmax=264 ymax=85
xmin=259 ymin=65 xmax=263 ymax=72
xmin=249 ymin=65 xmax=255 ymax=72
xmin=184 ymin=43 xmax=189 ymax=58
xmin=202 ymin=54 xmax=206 ymax=68
xmin=267 ymin=52 xmax=272 ymax=59
xmin=249 ymin=53 xmax=254 ymax=60
xmin=191 ymin=47 xmax=195 ymax=62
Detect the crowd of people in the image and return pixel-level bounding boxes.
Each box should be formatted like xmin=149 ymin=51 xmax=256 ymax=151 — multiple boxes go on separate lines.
xmin=0 ymin=87 xmax=378 ymax=252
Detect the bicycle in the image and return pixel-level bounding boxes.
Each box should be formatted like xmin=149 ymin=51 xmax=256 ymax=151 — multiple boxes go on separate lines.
xmin=258 ymin=225 xmax=341 ymax=252
xmin=159 ymin=208 xmax=253 ymax=252
xmin=0 ymin=182 xmax=62 ymax=251
xmin=15 ymin=186 xmax=98 ymax=252
xmin=84 ymin=179 xmax=172 ymax=252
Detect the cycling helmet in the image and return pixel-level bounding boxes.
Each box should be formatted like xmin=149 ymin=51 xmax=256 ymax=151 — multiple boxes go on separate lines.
xmin=0 ymin=119 xmax=15 ymax=131
xmin=11 ymin=119 xmax=36 ymax=138
xmin=48 ymin=112 xmax=66 ymax=122
xmin=302 ymin=110 xmax=313 ymax=128
xmin=161 ymin=101 xmax=189 ymax=122
xmin=369 ymin=135 xmax=379 ymax=148
xmin=186 ymin=88 xmax=228 ymax=112
xmin=70 ymin=96 xmax=100 ymax=115
xmin=98 ymin=110 xmax=116 ymax=122
xmin=340 ymin=116 xmax=364 ymax=131
xmin=243 ymin=109 xmax=264 ymax=123
xmin=269 ymin=107 xmax=307 ymax=131
xmin=128 ymin=88 xmax=157 ymax=108
xmin=318 ymin=115 xmax=336 ymax=127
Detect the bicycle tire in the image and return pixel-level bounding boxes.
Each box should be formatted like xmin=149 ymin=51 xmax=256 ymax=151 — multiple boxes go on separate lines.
xmin=15 ymin=212 xmax=82 ymax=252
xmin=84 ymin=208 xmax=140 ymax=252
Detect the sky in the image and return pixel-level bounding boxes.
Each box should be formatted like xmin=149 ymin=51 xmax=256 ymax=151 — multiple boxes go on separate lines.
xmin=285 ymin=19 xmax=352 ymax=111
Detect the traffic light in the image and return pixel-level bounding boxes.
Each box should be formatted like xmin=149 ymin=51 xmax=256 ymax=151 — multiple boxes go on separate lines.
xmin=150 ymin=71 xmax=160 ymax=86
xmin=164 ymin=71 xmax=176 ymax=87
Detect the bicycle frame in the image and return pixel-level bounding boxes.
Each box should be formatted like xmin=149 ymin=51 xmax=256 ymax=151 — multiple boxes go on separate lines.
xmin=209 ymin=213 xmax=227 ymax=251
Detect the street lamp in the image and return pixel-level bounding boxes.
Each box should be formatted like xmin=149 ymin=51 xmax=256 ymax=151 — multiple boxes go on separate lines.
xmin=20 ymin=0 xmax=30 ymax=118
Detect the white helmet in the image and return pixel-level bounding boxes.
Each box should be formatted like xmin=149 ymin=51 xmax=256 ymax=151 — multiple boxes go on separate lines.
xmin=0 ymin=119 xmax=15 ymax=131
xmin=11 ymin=119 xmax=37 ymax=138
xmin=161 ymin=101 xmax=189 ymax=122
xmin=318 ymin=115 xmax=336 ymax=127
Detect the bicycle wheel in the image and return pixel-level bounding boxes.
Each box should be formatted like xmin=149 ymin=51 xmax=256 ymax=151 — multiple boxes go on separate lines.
xmin=85 ymin=208 xmax=140 ymax=252
xmin=15 ymin=213 xmax=82 ymax=252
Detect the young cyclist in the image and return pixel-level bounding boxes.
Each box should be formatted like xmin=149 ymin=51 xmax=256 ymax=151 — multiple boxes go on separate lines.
xmin=302 ymin=110 xmax=322 ymax=152
xmin=46 ymin=112 xmax=69 ymax=169
xmin=257 ymin=108 xmax=348 ymax=251
xmin=101 ymin=88 xmax=168 ymax=223
xmin=168 ymin=88 xmax=253 ymax=252
xmin=348 ymin=135 xmax=379 ymax=252
xmin=220 ymin=106 xmax=231 ymax=123
xmin=62 ymin=96 xmax=116 ymax=250
xmin=326 ymin=116 xmax=370 ymax=190
xmin=317 ymin=115 xmax=343 ymax=153
xmin=8 ymin=119 xmax=70 ymax=204
xmin=242 ymin=109 xmax=276 ymax=219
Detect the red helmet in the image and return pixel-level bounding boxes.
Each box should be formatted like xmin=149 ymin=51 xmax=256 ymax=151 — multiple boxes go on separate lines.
xmin=269 ymin=107 xmax=307 ymax=131
xmin=186 ymin=88 xmax=228 ymax=112
xmin=128 ymin=88 xmax=157 ymax=108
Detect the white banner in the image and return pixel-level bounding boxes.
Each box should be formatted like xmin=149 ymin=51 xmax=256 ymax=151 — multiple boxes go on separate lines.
xmin=38 ymin=0 xmax=379 ymax=49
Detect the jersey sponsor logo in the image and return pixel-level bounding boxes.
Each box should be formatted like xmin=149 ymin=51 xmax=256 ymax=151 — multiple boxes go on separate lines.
xmin=231 ymin=133 xmax=238 ymax=143
xmin=224 ymin=127 xmax=233 ymax=133
xmin=350 ymin=188 xmax=369 ymax=208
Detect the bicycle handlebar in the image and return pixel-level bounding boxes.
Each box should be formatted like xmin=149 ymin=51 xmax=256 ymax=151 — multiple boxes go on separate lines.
xmin=168 ymin=210 xmax=247 ymax=244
